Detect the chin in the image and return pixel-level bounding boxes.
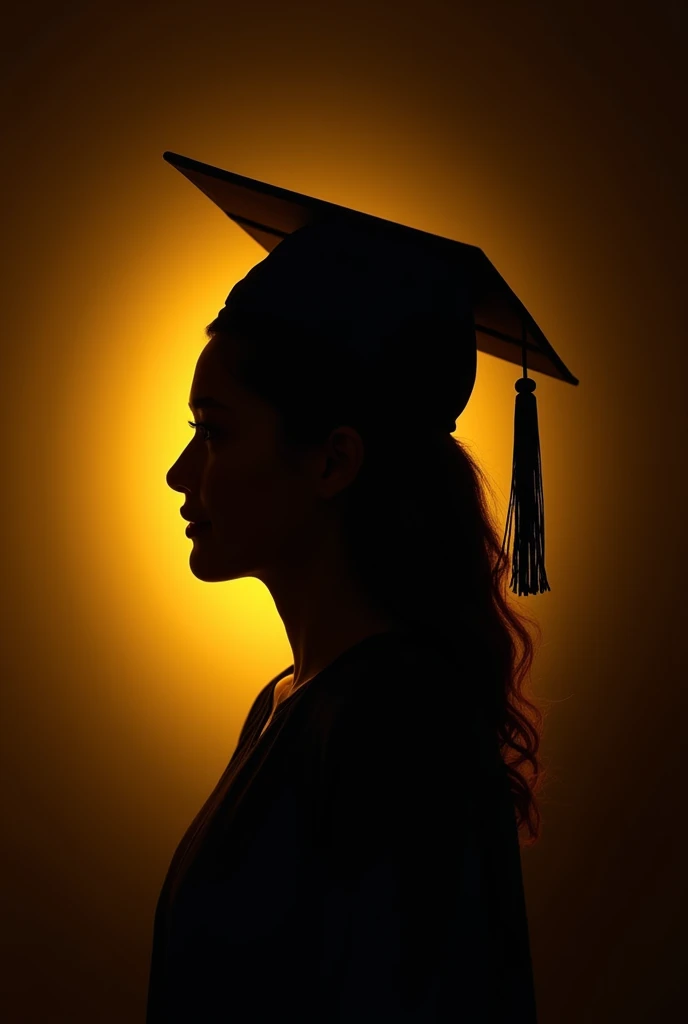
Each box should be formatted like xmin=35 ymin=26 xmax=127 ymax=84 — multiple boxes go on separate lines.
xmin=188 ymin=555 xmax=255 ymax=584
xmin=190 ymin=568 xmax=229 ymax=583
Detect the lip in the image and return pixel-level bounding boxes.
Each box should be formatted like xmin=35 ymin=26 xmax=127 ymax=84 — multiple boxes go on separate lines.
xmin=180 ymin=508 xmax=208 ymax=522
xmin=185 ymin=521 xmax=212 ymax=537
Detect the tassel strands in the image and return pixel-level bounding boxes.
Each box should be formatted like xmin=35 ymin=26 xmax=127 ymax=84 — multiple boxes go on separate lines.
xmin=500 ymin=320 xmax=551 ymax=596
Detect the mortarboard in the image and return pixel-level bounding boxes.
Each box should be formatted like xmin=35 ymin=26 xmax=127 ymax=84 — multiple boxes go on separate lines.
xmin=162 ymin=150 xmax=579 ymax=597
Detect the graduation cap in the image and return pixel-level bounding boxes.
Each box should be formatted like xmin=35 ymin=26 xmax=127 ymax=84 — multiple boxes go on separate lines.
xmin=163 ymin=150 xmax=579 ymax=597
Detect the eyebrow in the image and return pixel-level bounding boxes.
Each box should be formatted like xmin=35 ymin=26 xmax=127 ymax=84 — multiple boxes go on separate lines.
xmin=188 ymin=396 xmax=229 ymax=411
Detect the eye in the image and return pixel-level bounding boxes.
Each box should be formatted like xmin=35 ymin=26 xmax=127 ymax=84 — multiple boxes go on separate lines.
xmin=187 ymin=420 xmax=217 ymax=442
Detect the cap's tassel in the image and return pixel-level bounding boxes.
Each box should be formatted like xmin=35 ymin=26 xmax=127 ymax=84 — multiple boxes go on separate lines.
xmin=500 ymin=324 xmax=551 ymax=596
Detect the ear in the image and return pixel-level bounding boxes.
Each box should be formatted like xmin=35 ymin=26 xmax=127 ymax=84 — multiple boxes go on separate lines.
xmin=319 ymin=426 xmax=366 ymax=498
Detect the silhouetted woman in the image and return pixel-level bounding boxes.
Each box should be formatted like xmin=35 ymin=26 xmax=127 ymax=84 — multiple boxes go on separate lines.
xmin=147 ymin=219 xmax=545 ymax=1022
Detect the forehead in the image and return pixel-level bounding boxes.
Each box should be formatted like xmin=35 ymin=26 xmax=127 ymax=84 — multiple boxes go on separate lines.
xmin=189 ymin=336 xmax=274 ymax=421
xmin=189 ymin=338 xmax=237 ymax=402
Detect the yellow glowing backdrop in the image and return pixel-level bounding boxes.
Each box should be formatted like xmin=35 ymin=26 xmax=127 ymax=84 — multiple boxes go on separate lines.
xmin=2 ymin=2 xmax=686 ymax=1021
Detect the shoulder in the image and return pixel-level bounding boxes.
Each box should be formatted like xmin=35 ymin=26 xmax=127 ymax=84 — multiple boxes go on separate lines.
xmin=309 ymin=630 xmax=476 ymax=744
xmin=302 ymin=630 xmax=492 ymax=803
xmin=305 ymin=633 xmax=496 ymax=872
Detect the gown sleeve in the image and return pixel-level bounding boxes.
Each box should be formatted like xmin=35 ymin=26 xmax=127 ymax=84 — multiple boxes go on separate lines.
xmin=313 ymin=683 xmax=538 ymax=1023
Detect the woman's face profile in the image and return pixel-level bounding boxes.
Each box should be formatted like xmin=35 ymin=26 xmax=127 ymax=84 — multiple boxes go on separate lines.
xmin=165 ymin=335 xmax=357 ymax=586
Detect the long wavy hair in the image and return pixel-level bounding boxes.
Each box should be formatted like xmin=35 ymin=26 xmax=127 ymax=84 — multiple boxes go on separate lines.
xmin=206 ymin=308 xmax=551 ymax=846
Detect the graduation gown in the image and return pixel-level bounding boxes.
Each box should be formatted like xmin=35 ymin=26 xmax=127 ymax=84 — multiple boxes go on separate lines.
xmin=146 ymin=629 xmax=538 ymax=1022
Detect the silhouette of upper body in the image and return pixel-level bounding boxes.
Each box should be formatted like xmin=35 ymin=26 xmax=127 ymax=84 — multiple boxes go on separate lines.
xmin=146 ymin=628 xmax=537 ymax=1022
